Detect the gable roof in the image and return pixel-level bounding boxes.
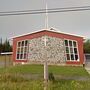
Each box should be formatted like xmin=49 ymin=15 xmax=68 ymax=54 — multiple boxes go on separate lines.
xmin=12 ymin=28 xmax=85 ymax=39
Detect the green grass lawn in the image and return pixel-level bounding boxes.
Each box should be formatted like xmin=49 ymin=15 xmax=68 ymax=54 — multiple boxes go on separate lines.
xmin=0 ymin=64 xmax=89 ymax=76
xmin=0 ymin=64 xmax=90 ymax=90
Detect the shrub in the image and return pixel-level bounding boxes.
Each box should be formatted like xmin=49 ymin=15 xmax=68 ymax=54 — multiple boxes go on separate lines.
xmin=49 ymin=72 xmax=55 ymax=82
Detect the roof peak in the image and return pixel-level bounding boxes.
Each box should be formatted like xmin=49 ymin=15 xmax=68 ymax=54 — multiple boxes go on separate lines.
xmin=12 ymin=27 xmax=85 ymax=39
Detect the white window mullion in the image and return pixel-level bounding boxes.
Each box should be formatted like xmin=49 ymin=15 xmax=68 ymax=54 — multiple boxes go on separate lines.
xmin=18 ymin=47 xmax=20 ymax=60
xmin=76 ymin=42 xmax=79 ymax=61
xmin=68 ymin=40 xmax=71 ymax=61
xmin=68 ymin=47 xmax=71 ymax=61
xmin=72 ymin=42 xmax=75 ymax=61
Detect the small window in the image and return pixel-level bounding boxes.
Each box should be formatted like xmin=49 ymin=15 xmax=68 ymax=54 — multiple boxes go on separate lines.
xmin=74 ymin=48 xmax=77 ymax=54
xmin=70 ymin=48 xmax=73 ymax=53
xmin=69 ymin=40 xmax=72 ymax=46
xmin=24 ymin=53 xmax=27 ymax=59
xmin=22 ymin=41 xmax=24 ymax=46
xmin=21 ymin=47 xmax=23 ymax=53
xmin=71 ymin=54 xmax=74 ymax=60
xmin=75 ymin=55 xmax=78 ymax=60
xmin=66 ymin=54 xmax=70 ymax=60
xmin=17 ymin=54 xmax=19 ymax=59
xmin=24 ymin=47 xmax=27 ymax=53
xmin=20 ymin=54 xmax=23 ymax=59
xmin=65 ymin=40 xmax=68 ymax=46
xmin=25 ymin=40 xmax=28 ymax=46
xmin=17 ymin=48 xmax=20 ymax=53
xmin=66 ymin=47 xmax=69 ymax=53
xmin=18 ymin=42 xmax=21 ymax=47
xmin=73 ymin=41 xmax=76 ymax=47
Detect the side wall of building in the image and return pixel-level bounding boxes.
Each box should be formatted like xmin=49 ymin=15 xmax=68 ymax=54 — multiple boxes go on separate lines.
xmin=13 ymin=30 xmax=84 ymax=65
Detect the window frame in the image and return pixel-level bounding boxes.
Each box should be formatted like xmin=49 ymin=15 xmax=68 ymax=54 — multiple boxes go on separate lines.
xmin=16 ymin=39 xmax=28 ymax=60
xmin=64 ymin=39 xmax=79 ymax=61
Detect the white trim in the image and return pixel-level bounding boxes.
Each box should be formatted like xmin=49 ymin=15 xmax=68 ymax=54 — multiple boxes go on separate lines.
xmin=1 ymin=52 xmax=13 ymax=55
xmin=49 ymin=27 xmax=85 ymax=38
xmin=11 ymin=28 xmax=85 ymax=39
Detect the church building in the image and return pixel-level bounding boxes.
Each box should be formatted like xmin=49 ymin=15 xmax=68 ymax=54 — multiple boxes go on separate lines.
xmin=12 ymin=29 xmax=84 ymax=66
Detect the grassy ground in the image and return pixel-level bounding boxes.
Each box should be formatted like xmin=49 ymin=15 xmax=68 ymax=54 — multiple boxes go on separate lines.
xmin=0 ymin=64 xmax=89 ymax=76
xmin=0 ymin=73 xmax=90 ymax=90
xmin=0 ymin=64 xmax=90 ymax=90
xmin=0 ymin=76 xmax=90 ymax=90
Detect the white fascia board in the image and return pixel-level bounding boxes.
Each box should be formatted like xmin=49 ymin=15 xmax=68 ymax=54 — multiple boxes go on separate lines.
xmin=11 ymin=28 xmax=85 ymax=39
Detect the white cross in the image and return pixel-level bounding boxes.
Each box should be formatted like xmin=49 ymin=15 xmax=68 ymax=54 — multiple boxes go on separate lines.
xmin=44 ymin=36 xmax=48 ymax=47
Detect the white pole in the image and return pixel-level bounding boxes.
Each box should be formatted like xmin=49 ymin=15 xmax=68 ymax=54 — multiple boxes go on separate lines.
xmin=44 ymin=36 xmax=48 ymax=82
xmin=44 ymin=0 xmax=48 ymax=84
xmin=45 ymin=2 xmax=48 ymax=29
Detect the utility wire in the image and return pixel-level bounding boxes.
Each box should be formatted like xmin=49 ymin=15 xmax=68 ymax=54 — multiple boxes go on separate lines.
xmin=0 ymin=5 xmax=90 ymax=13
xmin=0 ymin=6 xmax=90 ymax=16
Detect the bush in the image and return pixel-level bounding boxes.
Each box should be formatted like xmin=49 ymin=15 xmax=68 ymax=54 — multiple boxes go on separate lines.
xmin=49 ymin=72 xmax=55 ymax=82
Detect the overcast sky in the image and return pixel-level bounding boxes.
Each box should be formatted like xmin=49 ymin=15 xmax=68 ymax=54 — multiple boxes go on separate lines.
xmin=0 ymin=0 xmax=90 ymax=41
